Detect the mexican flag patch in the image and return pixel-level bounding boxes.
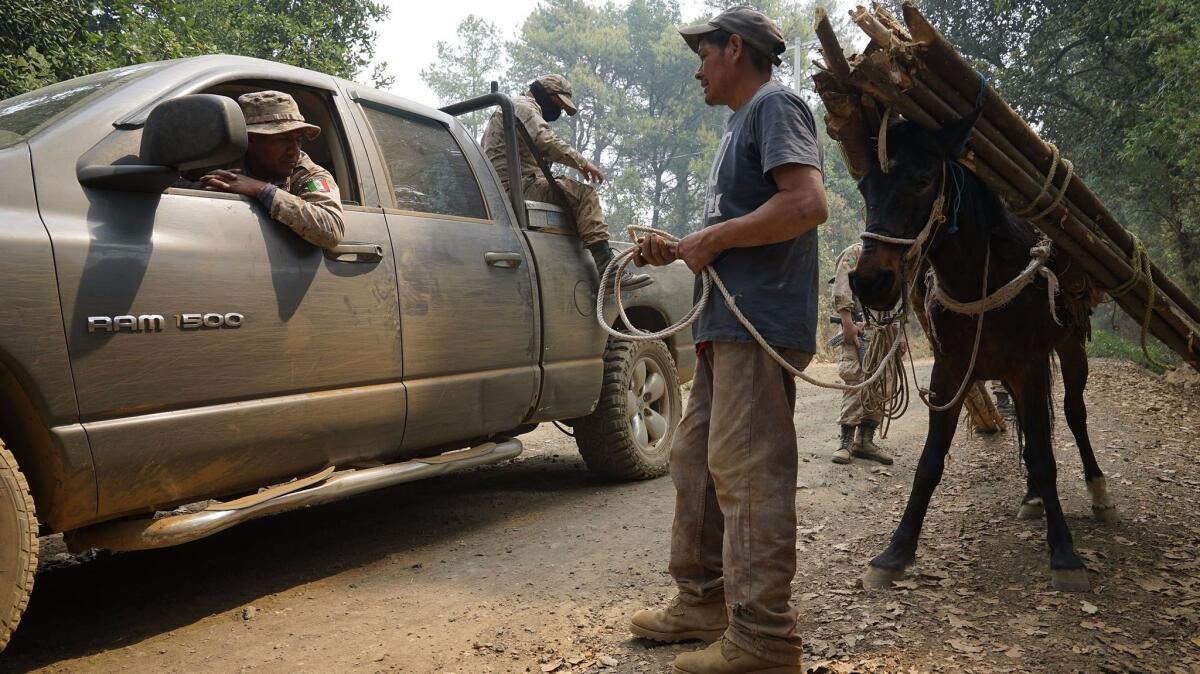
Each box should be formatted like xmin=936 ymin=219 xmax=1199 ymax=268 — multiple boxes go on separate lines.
xmin=304 ymin=177 xmax=331 ymax=193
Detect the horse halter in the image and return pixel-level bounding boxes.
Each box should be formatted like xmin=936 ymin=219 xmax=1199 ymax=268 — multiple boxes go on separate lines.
xmin=860 ymin=163 xmax=949 ymax=270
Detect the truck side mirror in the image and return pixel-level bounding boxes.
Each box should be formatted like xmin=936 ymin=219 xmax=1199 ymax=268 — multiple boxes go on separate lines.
xmin=78 ymin=94 xmax=248 ymax=193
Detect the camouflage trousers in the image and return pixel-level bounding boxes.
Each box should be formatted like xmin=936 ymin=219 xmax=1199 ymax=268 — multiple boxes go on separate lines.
xmin=838 ymin=335 xmax=883 ymax=427
xmin=523 ymin=175 xmax=609 ymax=247
xmin=669 ymin=341 xmax=813 ymax=666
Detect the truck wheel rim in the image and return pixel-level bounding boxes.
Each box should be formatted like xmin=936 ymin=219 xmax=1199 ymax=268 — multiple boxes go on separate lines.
xmin=628 ymin=356 xmax=670 ymax=452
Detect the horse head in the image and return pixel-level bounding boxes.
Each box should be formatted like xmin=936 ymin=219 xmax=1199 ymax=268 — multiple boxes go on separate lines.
xmin=850 ymin=107 xmax=983 ymax=311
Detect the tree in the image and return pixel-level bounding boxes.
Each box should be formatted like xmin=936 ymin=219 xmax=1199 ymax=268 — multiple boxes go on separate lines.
xmin=420 ymin=15 xmax=506 ymax=139
xmin=0 ymin=0 xmax=392 ymax=100
xmin=918 ymin=0 xmax=1200 ymax=293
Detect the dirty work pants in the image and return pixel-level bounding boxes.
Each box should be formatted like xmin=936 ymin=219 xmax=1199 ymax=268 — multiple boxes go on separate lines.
xmin=838 ymin=335 xmax=882 ymax=427
xmin=669 ymin=341 xmax=813 ymax=666
xmin=522 ymin=175 xmax=609 ymax=247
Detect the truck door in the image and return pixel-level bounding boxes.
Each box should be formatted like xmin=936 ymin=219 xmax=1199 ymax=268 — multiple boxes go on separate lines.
xmin=352 ymin=97 xmax=541 ymax=449
xmin=33 ymin=79 xmax=405 ymax=519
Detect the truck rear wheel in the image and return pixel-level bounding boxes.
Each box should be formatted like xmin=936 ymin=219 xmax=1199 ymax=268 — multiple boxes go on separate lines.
xmin=575 ymin=338 xmax=681 ymax=480
xmin=0 ymin=440 xmax=36 ymax=651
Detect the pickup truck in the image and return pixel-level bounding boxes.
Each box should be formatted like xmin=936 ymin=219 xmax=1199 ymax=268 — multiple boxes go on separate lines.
xmin=0 ymin=55 xmax=696 ymax=649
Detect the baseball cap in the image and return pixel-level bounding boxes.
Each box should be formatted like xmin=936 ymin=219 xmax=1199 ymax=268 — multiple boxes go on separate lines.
xmin=537 ymin=74 xmax=578 ymax=116
xmin=679 ymin=5 xmax=786 ymax=66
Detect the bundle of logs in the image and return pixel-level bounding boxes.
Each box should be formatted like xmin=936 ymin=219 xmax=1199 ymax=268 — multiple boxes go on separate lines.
xmin=813 ymin=2 xmax=1200 ymax=373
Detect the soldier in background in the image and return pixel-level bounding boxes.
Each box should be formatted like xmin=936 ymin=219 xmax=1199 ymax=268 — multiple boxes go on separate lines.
xmin=481 ymin=74 xmax=651 ymax=292
xmin=830 ymin=242 xmax=894 ymax=465
xmin=183 ymin=90 xmax=345 ymax=250
xmin=990 ymin=380 xmax=1016 ymax=418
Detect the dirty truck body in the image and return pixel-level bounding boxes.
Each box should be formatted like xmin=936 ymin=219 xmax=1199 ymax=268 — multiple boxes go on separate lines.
xmin=0 ymin=55 xmax=696 ymax=645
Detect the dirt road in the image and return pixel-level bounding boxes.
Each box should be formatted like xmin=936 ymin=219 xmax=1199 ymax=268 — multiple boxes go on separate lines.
xmin=4 ymin=359 xmax=1200 ymax=673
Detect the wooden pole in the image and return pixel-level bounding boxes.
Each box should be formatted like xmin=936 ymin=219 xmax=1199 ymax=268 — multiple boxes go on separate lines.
xmin=848 ymin=57 xmax=1199 ymax=362
xmin=901 ymin=1 xmax=1200 ymax=329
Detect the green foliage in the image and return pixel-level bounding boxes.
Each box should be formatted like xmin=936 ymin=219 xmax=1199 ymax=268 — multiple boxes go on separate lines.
xmin=425 ymin=0 xmax=860 ymax=242
xmin=1087 ymin=326 xmax=1180 ymax=373
xmin=918 ymin=0 xmax=1200 ymax=296
xmin=0 ymin=0 xmax=391 ymax=101
xmin=420 ymin=15 xmax=506 ymax=138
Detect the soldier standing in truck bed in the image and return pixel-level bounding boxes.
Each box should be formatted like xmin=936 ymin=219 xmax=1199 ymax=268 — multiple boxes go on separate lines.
xmin=481 ymin=74 xmax=650 ymax=291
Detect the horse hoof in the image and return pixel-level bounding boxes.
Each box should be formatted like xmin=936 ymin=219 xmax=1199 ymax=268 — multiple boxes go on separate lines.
xmin=1092 ymin=505 xmax=1120 ymax=524
xmin=1017 ymin=501 xmax=1045 ymax=520
xmin=1051 ymin=568 xmax=1091 ymax=593
xmin=862 ymin=565 xmax=906 ymax=590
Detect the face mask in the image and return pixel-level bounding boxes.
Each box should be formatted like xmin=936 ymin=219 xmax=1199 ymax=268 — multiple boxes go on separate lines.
xmin=530 ymin=80 xmax=563 ymax=122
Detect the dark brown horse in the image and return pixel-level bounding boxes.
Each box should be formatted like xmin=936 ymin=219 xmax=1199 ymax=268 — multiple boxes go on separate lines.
xmin=850 ymin=108 xmax=1116 ymax=592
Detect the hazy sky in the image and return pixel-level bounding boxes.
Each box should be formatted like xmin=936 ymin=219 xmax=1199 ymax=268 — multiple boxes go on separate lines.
xmin=371 ymin=0 xmax=739 ymax=106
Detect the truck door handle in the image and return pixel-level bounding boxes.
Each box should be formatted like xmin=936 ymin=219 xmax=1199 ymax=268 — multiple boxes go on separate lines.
xmin=326 ymin=242 xmax=385 ymax=263
xmin=484 ymin=252 xmax=523 ymax=269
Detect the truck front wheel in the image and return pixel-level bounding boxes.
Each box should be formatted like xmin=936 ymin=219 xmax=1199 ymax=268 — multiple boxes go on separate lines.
xmin=575 ymin=338 xmax=681 ymax=480
xmin=0 ymin=440 xmax=36 ymax=651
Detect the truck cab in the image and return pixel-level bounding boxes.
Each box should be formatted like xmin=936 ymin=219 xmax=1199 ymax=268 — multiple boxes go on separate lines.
xmin=0 ymin=55 xmax=696 ymax=649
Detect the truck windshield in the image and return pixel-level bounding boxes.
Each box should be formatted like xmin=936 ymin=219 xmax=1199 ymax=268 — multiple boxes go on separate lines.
xmin=0 ymin=63 xmax=162 ymax=149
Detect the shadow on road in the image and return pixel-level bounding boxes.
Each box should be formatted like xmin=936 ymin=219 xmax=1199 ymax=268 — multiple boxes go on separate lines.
xmin=2 ymin=452 xmax=607 ymax=672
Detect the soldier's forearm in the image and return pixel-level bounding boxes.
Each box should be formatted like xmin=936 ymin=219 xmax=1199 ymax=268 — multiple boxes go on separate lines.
xmin=269 ymin=192 xmax=345 ymax=250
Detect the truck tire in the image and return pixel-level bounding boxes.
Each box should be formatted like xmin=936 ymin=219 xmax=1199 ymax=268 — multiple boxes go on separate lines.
xmin=575 ymin=338 xmax=681 ymax=480
xmin=0 ymin=441 xmax=36 ymax=652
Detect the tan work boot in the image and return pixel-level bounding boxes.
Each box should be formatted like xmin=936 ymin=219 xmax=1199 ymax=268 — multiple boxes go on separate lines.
xmin=852 ymin=422 xmax=893 ymax=465
xmin=630 ymin=594 xmax=727 ymax=643
xmin=672 ymin=638 xmax=802 ymax=674
xmin=831 ymin=424 xmax=854 ymax=464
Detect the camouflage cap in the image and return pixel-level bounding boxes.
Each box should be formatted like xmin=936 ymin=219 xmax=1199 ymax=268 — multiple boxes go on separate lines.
xmin=236 ymin=90 xmax=321 ymax=139
xmin=536 ymin=74 xmax=578 ymax=116
xmin=679 ymin=5 xmax=786 ymax=66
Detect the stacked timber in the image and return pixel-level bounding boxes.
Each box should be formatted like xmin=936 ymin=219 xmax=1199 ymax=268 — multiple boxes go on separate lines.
xmin=964 ymin=383 xmax=1006 ymax=434
xmin=812 ymin=3 xmax=1200 ymax=372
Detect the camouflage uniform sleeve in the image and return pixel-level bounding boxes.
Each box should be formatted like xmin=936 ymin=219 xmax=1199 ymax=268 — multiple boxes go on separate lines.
xmin=514 ymin=100 xmax=588 ymax=171
xmin=271 ymin=167 xmax=345 ymax=250
xmin=831 ymin=247 xmax=859 ymax=315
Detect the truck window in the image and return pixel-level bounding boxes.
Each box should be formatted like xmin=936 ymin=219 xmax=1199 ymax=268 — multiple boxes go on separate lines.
xmin=362 ymin=107 xmax=488 ymax=220
xmin=190 ymin=83 xmax=362 ymax=205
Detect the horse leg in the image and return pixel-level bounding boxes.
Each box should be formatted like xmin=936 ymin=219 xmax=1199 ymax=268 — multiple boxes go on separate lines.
xmin=864 ymin=361 xmax=964 ymax=589
xmin=1058 ymin=338 xmax=1117 ymax=523
xmin=1008 ymin=380 xmax=1048 ymax=520
xmin=1021 ymin=358 xmax=1090 ymax=592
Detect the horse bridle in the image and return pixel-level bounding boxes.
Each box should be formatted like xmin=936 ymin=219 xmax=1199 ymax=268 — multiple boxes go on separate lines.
xmin=859 ymin=163 xmax=949 ymax=269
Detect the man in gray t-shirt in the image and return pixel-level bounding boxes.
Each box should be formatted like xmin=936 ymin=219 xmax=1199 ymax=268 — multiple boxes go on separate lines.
xmin=628 ymin=7 xmax=828 ymax=674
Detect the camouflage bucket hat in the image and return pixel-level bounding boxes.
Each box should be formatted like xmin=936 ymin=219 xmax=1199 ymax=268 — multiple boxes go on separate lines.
xmin=237 ymin=90 xmax=321 ymax=139
xmin=537 ymin=74 xmax=578 ymax=116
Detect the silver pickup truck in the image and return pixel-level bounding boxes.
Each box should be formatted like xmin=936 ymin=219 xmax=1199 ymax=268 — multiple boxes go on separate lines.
xmin=0 ymin=55 xmax=696 ymax=648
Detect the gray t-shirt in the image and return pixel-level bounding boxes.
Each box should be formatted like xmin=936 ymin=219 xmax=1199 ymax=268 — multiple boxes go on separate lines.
xmin=693 ymin=81 xmax=824 ymax=352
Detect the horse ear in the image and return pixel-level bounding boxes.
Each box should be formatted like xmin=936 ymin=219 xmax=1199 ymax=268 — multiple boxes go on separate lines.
xmin=934 ymin=106 xmax=982 ymax=158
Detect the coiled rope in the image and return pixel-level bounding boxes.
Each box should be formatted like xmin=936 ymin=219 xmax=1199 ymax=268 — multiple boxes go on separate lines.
xmin=595 ymin=226 xmax=905 ymax=394
xmin=1107 ymin=233 xmax=1174 ymax=369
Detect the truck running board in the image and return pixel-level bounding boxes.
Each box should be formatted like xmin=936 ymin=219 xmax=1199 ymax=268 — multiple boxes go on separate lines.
xmin=64 ymin=438 xmax=524 ymax=552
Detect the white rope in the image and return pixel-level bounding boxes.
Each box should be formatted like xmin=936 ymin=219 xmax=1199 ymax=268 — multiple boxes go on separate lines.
xmin=595 ymin=226 xmax=903 ymax=393
xmin=1018 ymin=142 xmax=1075 ymax=223
xmin=928 ymin=238 xmax=1063 ymax=326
